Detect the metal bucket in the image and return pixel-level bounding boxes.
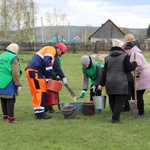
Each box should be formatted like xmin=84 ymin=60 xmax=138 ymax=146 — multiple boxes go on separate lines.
xmin=93 ymin=96 xmax=106 ymax=109
xmin=61 ymin=105 xmax=76 ymax=119
xmin=59 ymin=102 xmax=75 ymax=110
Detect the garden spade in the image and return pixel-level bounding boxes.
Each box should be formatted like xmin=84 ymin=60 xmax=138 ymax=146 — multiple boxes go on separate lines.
xmin=65 ymin=84 xmax=77 ymax=102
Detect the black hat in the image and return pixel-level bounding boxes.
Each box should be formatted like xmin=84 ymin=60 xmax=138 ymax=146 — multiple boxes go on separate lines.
xmin=124 ymin=42 xmax=135 ymax=50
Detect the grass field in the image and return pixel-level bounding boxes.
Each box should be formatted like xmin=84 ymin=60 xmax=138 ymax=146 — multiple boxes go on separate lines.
xmin=1 ymin=50 xmax=150 ymax=150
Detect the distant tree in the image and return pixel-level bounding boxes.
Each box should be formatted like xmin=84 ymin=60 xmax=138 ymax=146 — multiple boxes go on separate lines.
xmin=146 ymin=23 xmax=150 ymax=38
xmin=45 ymin=8 xmax=69 ymax=42
xmin=78 ymin=25 xmax=93 ymax=43
xmin=0 ymin=0 xmax=13 ymax=41
xmin=138 ymin=31 xmax=146 ymax=43
xmin=122 ymin=27 xmax=131 ymax=34
xmin=0 ymin=0 xmax=37 ymax=42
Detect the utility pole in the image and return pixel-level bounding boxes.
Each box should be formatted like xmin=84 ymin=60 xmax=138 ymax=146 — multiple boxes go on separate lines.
xmin=67 ymin=22 xmax=70 ymax=43
xmin=41 ymin=17 xmax=45 ymax=45
xmin=85 ymin=27 xmax=86 ymax=44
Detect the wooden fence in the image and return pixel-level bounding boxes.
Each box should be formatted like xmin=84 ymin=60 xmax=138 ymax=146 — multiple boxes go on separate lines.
xmin=0 ymin=42 xmax=150 ymax=52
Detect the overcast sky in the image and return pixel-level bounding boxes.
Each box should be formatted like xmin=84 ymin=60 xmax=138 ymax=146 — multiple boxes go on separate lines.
xmin=35 ymin=0 xmax=150 ymax=28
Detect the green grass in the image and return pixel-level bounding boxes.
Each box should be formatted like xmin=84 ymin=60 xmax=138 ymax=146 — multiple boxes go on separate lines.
xmin=1 ymin=51 xmax=150 ymax=150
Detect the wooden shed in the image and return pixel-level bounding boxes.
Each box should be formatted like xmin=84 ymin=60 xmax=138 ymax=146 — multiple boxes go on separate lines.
xmin=88 ymin=19 xmax=125 ymax=43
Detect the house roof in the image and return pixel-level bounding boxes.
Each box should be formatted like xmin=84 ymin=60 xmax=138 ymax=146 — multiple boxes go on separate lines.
xmin=71 ymin=36 xmax=82 ymax=43
xmin=46 ymin=35 xmax=67 ymax=44
xmin=88 ymin=19 xmax=125 ymax=40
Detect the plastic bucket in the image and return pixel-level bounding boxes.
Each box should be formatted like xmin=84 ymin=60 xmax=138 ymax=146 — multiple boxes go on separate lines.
xmin=74 ymin=102 xmax=83 ymax=114
xmin=82 ymin=101 xmax=95 ymax=115
xmin=47 ymin=80 xmax=62 ymax=93
xmin=46 ymin=92 xmax=58 ymax=106
xmin=95 ymin=109 xmax=101 ymax=113
xmin=128 ymin=100 xmax=136 ymax=115
xmin=61 ymin=105 xmax=76 ymax=119
xmin=93 ymin=96 xmax=106 ymax=109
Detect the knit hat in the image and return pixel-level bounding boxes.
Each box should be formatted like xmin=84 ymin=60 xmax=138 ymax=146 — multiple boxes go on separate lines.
xmin=6 ymin=43 xmax=19 ymax=54
xmin=124 ymin=42 xmax=135 ymax=50
xmin=124 ymin=34 xmax=135 ymax=42
xmin=112 ymin=39 xmax=124 ymax=47
xmin=80 ymin=55 xmax=90 ymax=65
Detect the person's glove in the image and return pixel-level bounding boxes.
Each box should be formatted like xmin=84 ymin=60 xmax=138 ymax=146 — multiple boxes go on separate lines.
xmin=56 ymin=75 xmax=61 ymax=81
xmin=62 ymin=77 xmax=68 ymax=86
xmin=91 ymin=86 xmax=96 ymax=93
xmin=46 ymin=78 xmax=51 ymax=82
xmin=80 ymin=90 xmax=86 ymax=98
xmin=17 ymin=86 xmax=21 ymax=92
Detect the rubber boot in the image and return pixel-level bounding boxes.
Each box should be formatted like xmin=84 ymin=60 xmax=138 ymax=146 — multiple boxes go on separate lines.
xmin=36 ymin=113 xmax=52 ymax=119
xmin=7 ymin=116 xmax=19 ymax=124
xmin=3 ymin=115 xmax=8 ymax=121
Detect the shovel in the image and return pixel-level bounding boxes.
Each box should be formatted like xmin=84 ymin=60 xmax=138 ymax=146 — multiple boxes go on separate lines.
xmin=133 ymin=53 xmax=138 ymax=118
xmin=65 ymin=84 xmax=77 ymax=102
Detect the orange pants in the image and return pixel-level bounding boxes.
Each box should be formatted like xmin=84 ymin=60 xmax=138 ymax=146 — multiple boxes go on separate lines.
xmin=25 ymin=69 xmax=47 ymax=116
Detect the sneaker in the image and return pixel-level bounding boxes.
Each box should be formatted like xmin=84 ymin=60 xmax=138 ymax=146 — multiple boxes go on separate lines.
xmin=138 ymin=114 xmax=144 ymax=118
xmin=111 ymin=120 xmax=120 ymax=124
xmin=36 ymin=114 xmax=52 ymax=119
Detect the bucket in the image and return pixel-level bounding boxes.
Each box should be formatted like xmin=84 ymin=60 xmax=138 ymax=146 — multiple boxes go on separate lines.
xmin=47 ymin=80 xmax=62 ymax=93
xmin=128 ymin=100 xmax=136 ymax=115
xmin=95 ymin=109 xmax=101 ymax=113
xmin=82 ymin=101 xmax=95 ymax=115
xmin=74 ymin=102 xmax=83 ymax=114
xmin=61 ymin=105 xmax=76 ymax=119
xmin=46 ymin=92 xmax=58 ymax=106
xmin=59 ymin=102 xmax=75 ymax=110
xmin=93 ymin=96 xmax=106 ymax=109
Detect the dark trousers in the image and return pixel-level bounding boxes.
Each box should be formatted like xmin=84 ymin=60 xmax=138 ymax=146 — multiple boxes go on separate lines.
xmin=109 ymin=94 xmax=127 ymax=121
xmin=90 ymin=85 xmax=101 ymax=101
xmin=1 ymin=95 xmax=16 ymax=117
xmin=136 ymin=90 xmax=145 ymax=115
xmin=131 ymin=88 xmax=145 ymax=115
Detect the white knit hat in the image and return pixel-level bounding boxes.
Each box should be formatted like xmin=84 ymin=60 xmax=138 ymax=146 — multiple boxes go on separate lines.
xmin=112 ymin=39 xmax=124 ymax=48
xmin=80 ymin=55 xmax=90 ymax=65
xmin=6 ymin=43 xmax=19 ymax=54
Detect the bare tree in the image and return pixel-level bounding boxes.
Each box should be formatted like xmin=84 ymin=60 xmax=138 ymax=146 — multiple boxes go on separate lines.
xmin=138 ymin=31 xmax=146 ymax=43
xmin=122 ymin=27 xmax=131 ymax=34
xmin=0 ymin=0 xmax=14 ymax=41
xmin=0 ymin=0 xmax=37 ymax=42
xmin=45 ymin=8 xmax=69 ymax=42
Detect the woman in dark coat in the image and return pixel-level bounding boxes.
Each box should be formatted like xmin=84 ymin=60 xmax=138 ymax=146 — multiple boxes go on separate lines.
xmin=98 ymin=39 xmax=137 ymax=124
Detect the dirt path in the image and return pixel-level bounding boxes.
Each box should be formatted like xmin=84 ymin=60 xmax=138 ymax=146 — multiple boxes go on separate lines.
xmin=91 ymin=54 xmax=108 ymax=61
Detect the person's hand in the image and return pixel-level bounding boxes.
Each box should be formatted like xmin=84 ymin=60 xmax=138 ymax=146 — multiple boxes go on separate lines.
xmin=80 ymin=90 xmax=86 ymax=98
xmin=56 ymin=75 xmax=61 ymax=81
xmin=17 ymin=86 xmax=21 ymax=92
xmin=62 ymin=77 xmax=68 ymax=86
xmin=46 ymin=78 xmax=51 ymax=82
xmin=91 ymin=86 xmax=96 ymax=93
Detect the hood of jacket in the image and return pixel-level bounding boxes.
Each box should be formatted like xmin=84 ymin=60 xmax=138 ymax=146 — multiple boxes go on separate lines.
xmin=128 ymin=45 xmax=142 ymax=56
xmin=110 ymin=46 xmax=125 ymax=57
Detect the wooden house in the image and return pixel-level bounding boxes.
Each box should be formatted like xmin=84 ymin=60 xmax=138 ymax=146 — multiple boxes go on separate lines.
xmin=88 ymin=19 xmax=125 ymax=43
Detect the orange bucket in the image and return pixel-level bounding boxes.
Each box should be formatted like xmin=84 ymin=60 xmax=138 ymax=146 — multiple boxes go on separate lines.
xmin=46 ymin=92 xmax=59 ymax=106
xmin=47 ymin=79 xmax=62 ymax=93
